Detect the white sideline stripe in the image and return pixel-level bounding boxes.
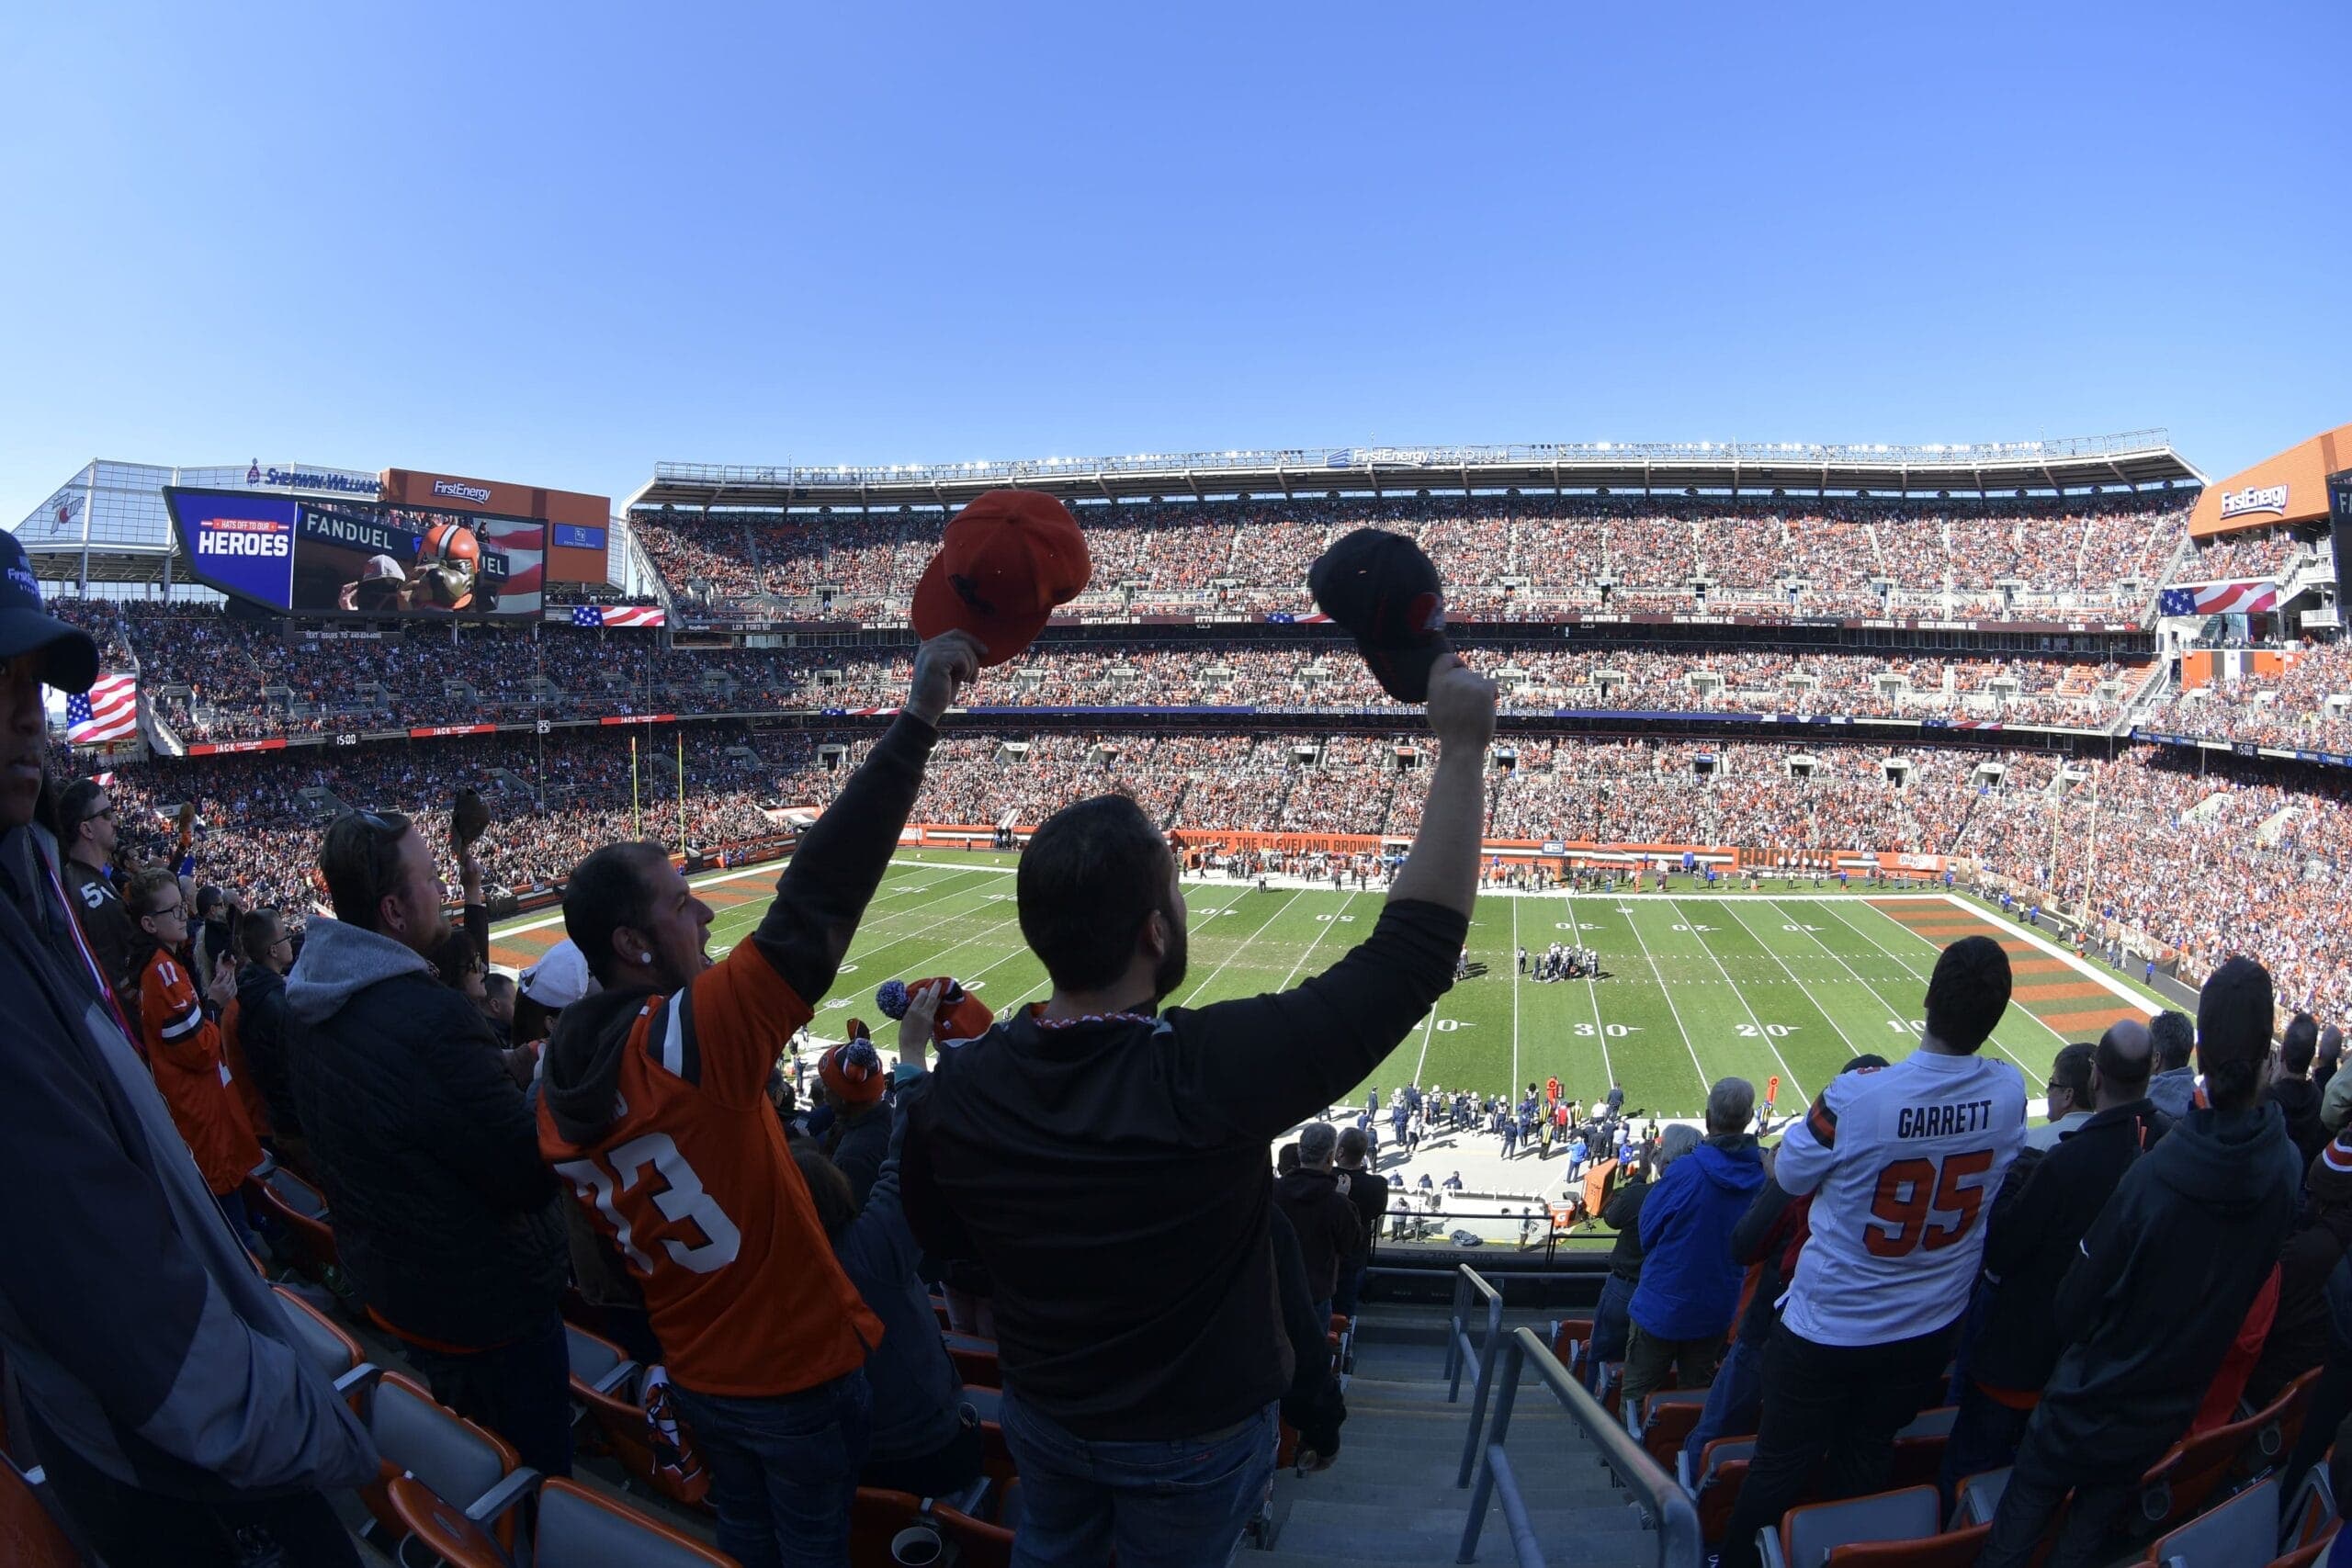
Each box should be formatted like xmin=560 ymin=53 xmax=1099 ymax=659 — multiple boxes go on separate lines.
xmin=1926 ymin=894 xmax=2159 ymax=1010
xmin=493 ymin=853 xmax=1020 ymax=941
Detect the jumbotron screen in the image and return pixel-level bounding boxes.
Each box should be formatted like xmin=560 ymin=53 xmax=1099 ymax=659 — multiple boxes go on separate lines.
xmin=166 ymin=490 xmax=545 ymax=616
xmin=164 ymin=468 xmax=610 ymax=618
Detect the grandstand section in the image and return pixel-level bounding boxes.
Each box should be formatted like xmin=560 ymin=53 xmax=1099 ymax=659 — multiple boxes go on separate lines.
xmin=29 ymin=423 xmax=2352 ymax=1042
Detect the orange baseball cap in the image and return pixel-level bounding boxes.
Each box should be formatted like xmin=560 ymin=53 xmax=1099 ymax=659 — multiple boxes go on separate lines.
xmin=910 ymin=491 xmax=1091 ymax=666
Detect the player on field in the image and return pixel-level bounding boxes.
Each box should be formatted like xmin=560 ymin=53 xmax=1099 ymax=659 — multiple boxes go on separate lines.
xmin=537 ymin=630 xmax=980 ymax=1568
xmin=1716 ymin=934 xmax=2028 ymax=1568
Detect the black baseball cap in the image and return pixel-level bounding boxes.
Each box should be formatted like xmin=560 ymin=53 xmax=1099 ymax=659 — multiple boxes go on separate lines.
xmin=1306 ymin=527 xmax=1449 ymax=702
xmin=0 ymin=531 xmax=97 ymax=694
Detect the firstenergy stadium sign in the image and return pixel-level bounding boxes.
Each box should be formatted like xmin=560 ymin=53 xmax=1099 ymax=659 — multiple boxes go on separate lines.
xmin=2219 ymin=483 xmax=2290 ymax=522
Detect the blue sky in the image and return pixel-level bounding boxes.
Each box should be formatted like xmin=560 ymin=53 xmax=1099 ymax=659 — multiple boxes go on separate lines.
xmin=2 ymin=0 xmax=2344 ymax=524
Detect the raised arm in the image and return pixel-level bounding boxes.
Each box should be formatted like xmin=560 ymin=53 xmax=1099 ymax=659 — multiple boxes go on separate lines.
xmin=1190 ymin=655 xmax=1498 ymax=1136
xmin=744 ymin=633 xmax=980 ymax=1004
xmin=1384 ymin=651 xmax=1496 ymax=919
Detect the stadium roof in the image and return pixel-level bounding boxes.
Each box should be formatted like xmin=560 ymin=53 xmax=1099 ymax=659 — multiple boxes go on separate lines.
xmin=630 ymin=431 xmax=2202 ymax=513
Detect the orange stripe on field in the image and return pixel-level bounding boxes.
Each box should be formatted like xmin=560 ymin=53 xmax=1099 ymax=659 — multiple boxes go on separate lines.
xmin=2011 ymin=958 xmax=2070 ymax=974
xmin=2039 ymin=1005 xmax=2147 ymax=1036
xmin=2015 ymin=981 xmax=2111 ymax=1002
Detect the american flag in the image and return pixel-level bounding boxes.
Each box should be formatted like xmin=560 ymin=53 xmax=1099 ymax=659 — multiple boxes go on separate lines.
xmin=1265 ymin=610 xmax=1333 ymax=625
xmin=2158 ymin=580 xmax=2279 ymax=617
xmin=65 ymin=674 xmax=139 ymax=743
xmin=571 ymin=605 xmax=666 ymax=629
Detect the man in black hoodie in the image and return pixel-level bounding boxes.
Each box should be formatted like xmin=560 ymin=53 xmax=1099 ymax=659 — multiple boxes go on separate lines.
xmin=901 ymin=655 xmax=1495 ymax=1567
xmin=288 ymin=804 xmax=573 ymax=1479
xmin=1941 ymin=1019 xmax=2157 ymax=1500
xmin=1274 ymin=1121 xmax=1363 ymax=1322
xmin=1978 ymin=959 xmax=2302 ymax=1568
xmin=2271 ymin=1011 xmax=2327 ymax=1171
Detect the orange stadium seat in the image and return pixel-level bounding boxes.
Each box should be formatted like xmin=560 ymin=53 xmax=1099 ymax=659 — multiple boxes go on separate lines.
xmin=347 ymin=1366 xmax=526 ymax=1555
xmin=2139 ymin=1474 xmax=2278 ymax=1565
xmin=248 ymin=1164 xmax=339 ymax=1279
xmin=388 ymin=1470 xmax=735 ymax=1568
xmin=272 ymin=1285 xmax=362 ymax=1382
xmin=2139 ymin=1370 xmax=2316 ymax=1533
xmin=1760 ymin=1483 xmax=1940 ymax=1567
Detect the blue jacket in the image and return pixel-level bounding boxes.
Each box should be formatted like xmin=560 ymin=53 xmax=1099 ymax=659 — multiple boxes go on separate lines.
xmin=1628 ymin=1135 xmax=1766 ymax=1341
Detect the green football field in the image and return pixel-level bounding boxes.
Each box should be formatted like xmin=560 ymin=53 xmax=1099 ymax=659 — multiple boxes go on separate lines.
xmin=493 ymin=852 xmax=2171 ymax=1119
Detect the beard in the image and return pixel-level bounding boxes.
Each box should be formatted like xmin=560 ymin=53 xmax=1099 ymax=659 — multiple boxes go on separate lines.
xmin=1148 ymin=908 xmax=1189 ymax=1007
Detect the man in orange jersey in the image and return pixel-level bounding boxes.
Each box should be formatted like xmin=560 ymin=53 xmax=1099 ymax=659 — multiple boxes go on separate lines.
xmin=538 ymin=629 xmax=980 ymax=1568
xmin=123 ymin=868 xmax=262 ymax=1244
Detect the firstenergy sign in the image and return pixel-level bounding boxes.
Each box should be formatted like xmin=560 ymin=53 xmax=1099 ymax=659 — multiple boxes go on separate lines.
xmin=2218 ymin=483 xmax=2290 ymax=522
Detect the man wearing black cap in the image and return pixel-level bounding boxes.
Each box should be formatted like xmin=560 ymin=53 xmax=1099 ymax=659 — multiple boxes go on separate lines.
xmin=1718 ymin=935 xmax=2027 ymax=1568
xmin=0 ymin=533 xmax=378 ymax=1563
xmin=1979 ymin=957 xmax=2301 ymax=1568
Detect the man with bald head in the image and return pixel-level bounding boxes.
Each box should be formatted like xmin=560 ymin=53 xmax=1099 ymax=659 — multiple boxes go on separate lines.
xmin=1941 ymin=1016 xmax=2162 ymax=1500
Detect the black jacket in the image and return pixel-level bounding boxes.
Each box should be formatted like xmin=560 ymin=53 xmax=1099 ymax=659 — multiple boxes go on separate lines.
xmin=1969 ymin=1099 xmax=2159 ymax=1397
xmin=827 ymin=1099 xmax=894 ymax=1211
xmin=2030 ymin=1102 xmax=2301 ymax=1476
xmin=1272 ymin=1168 xmax=1363 ymax=1303
xmin=234 ymin=963 xmax=301 ymax=1146
xmin=61 ymin=855 xmax=140 ymax=1009
xmin=2271 ymin=1077 xmax=2328 ymax=1172
xmin=1270 ymin=1208 xmax=1345 ymax=1457
xmin=286 ymin=918 xmax=567 ymax=1349
xmin=1339 ymin=1166 xmax=1388 ymax=1261
xmin=1603 ymin=1175 xmax=1655 ymax=1283
xmin=902 ymin=897 xmax=1467 ymax=1441
xmin=2247 ymin=1206 xmax=2352 ymax=1408
xmin=0 ymin=821 xmax=377 ymax=1500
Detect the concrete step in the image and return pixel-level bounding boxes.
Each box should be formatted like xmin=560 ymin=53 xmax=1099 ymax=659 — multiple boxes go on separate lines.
xmin=1273 ymin=1498 xmax=1659 ymax=1564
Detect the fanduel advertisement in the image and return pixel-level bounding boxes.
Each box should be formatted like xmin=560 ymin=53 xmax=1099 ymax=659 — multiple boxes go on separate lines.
xmin=179 ymin=494 xmax=300 ymax=607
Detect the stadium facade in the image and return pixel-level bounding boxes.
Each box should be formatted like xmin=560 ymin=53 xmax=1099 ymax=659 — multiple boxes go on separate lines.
xmin=628 ymin=431 xmax=2201 ymax=513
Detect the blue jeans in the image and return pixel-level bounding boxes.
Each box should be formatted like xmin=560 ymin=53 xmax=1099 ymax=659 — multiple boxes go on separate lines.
xmin=996 ymin=1387 xmax=1276 ymax=1568
xmin=671 ymin=1370 xmax=873 ymax=1568
xmin=1680 ymin=1329 xmax=1767 ymax=1469
xmin=1587 ymin=1273 xmax=1634 ymax=1391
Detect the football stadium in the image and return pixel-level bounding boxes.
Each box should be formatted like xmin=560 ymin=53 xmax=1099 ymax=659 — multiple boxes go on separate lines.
xmin=7 ymin=9 xmax=2350 ymax=1565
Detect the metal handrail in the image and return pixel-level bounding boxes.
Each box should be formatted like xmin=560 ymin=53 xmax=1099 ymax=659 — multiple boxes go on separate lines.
xmin=1443 ymin=1266 xmax=1507 ymax=1485
xmin=1458 ymin=1325 xmax=1703 ymax=1568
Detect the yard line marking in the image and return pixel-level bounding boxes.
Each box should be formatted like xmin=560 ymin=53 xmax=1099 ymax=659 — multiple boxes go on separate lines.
xmin=1272 ymin=890 xmax=1362 ymax=994
xmin=1569 ymin=897 xmax=1616 ymax=1091
xmin=1816 ymin=899 xmax=2056 ymax=1070
xmin=1718 ymin=899 xmax=1864 ymax=1059
xmin=1510 ymin=897 xmax=1522 ymax=1096
xmin=1170 ymin=886 xmax=1306 ymax=1010
xmin=1670 ymin=898 xmax=1808 ymax=1102
xmin=1616 ymin=899 xmax=1713 ymax=1103
xmin=1756 ymin=897 xmax=1968 ymax=1065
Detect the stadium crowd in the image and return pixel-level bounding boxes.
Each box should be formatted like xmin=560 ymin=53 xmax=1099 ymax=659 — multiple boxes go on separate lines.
xmin=2140 ymin=639 xmax=2352 ymax=749
xmin=631 ymin=491 xmax=2194 ymax=620
xmin=61 ymin=673 xmax=2352 ymax=1032
xmin=17 ymin=605 xmax=2352 ymax=1566
xmin=51 ymin=598 xmax=2151 ymax=739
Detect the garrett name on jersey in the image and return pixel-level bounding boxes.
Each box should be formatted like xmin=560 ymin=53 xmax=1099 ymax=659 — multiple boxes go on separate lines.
xmin=1896 ymin=1099 xmax=1998 ymax=1139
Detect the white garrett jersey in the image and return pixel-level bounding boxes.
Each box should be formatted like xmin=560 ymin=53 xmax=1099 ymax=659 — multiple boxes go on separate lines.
xmin=1775 ymin=1048 xmax=2026 ymax=1348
